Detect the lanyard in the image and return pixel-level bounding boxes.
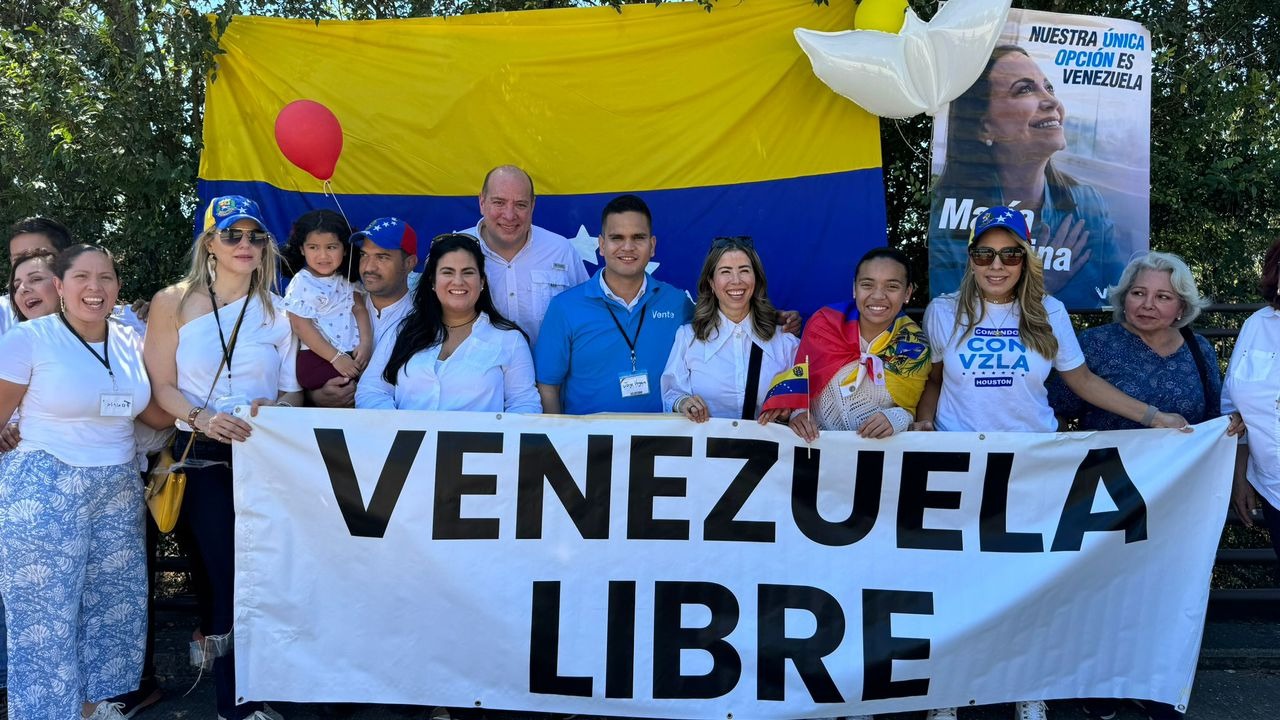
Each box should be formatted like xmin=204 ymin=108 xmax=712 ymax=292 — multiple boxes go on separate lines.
xmin=605 ymin=305 xmax=646 ymax=372
xmin=59 ymin=312 xmax=115 ymax=390
xmin=208 ymin=288 xmax=252 ymax=384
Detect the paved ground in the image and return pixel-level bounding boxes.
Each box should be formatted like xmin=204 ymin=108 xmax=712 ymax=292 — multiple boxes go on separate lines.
xmin=5 ymin=616 xmax=1279 ymax=719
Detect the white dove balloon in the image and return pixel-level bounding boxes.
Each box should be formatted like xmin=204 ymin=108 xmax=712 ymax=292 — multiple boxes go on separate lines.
xmin=795 ymin=0 xmax=1013 ymax=119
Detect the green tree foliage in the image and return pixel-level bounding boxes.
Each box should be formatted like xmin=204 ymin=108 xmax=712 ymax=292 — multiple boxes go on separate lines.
xmin=1 ymin=0 xmax=1276 ymax=303
xmin=0 ymin=0 xmax=217 ymax=299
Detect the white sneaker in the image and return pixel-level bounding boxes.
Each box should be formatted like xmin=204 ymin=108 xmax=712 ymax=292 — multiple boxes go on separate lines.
xmin=1017 ymin=700 xmax=1049 ymax=720
xmin=88 ymin=703 xmax=129 ymax=720
xmin=927 ymin=709 xmax=959 ymax=720
xmin=247 ymin=707 xmax=286 ymax=720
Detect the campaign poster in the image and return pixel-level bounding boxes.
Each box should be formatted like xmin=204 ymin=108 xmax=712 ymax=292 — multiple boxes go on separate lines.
xmin=928 ymin=9 xmax=1151 ymax=309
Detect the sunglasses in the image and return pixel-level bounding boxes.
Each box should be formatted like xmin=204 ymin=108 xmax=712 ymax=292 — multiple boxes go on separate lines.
xmin=969 ymin=246 xmax=1026 ymax=267
xmin=712 ymin=235 xmax=754 ymax=249
xmin=218 ymin=228 xmax=271 ymax=247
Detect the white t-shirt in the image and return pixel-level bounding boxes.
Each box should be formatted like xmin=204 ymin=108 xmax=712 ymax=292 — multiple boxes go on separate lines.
xmin=175 ymin=294 xmax=301 ymax=424
xmin=924 ymin=293 xmax=1084 ymax=432
xmin=458 ymin=221 xmax=590 ymax=345
xmin=0 ymin=314 xmax=150 ymax=466
xmin=281 ymin=268 xmax=361 ymax=352
xmin=356 ymin=312 xmax=540 ymax=413
xmin=660 ymin=313 xmax=799 ymax=419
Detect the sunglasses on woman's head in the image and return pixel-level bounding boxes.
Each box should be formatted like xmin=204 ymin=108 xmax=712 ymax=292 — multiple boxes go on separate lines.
xmin=432 ymin=233 xmax=481 ymax=247
xmin=969 ymin=246 xmax=1026 ymax=267
xmin=711 ymin=235 xmax=754 ymax=249
xmin=217 ymin=228 xmax=270 ymax=247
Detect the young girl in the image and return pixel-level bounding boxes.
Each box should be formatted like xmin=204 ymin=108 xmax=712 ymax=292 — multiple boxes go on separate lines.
xmin=281 ymin=209 xmax=374 ymax=389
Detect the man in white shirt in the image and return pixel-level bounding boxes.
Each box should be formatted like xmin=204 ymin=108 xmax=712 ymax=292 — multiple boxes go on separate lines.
xmin=307 ymin=217 xmax=421 ymax=408
xmin=457 ymin=165 xmax=589 ymax=345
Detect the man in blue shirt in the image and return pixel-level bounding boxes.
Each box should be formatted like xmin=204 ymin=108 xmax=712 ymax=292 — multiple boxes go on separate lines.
xmin=535 ymin=194 xmax=694 ymax=414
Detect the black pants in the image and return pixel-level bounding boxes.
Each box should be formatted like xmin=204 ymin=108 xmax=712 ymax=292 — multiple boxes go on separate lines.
xmin=176 ymin=431 xmax=264 ymax=720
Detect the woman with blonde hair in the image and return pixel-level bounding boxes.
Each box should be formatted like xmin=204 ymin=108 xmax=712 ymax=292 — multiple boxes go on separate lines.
xmin=910 ymin=207 xmax=1187 ymax=720
xmin=143 ymin=195 xmax=300 ymax=720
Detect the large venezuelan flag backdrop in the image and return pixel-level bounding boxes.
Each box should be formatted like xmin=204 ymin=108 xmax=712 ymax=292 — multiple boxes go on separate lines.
xmin=198 ymin=0 xmax=884 ymax=314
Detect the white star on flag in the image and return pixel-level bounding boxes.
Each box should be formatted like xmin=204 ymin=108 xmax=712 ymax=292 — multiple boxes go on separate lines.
xmin=569 ymin=225 xmax=599 ymax=266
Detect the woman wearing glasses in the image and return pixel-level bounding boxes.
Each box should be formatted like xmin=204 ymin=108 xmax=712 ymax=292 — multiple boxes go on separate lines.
xmin=909 ymin=207 xmax=1185 ymax=720
xmin=356 ymin=233 xmax=541 ymax=413
xmin=143 ymin=195 xmax=300 ymax=720
xmin=660 ymin=236 xmax=799 ymax=423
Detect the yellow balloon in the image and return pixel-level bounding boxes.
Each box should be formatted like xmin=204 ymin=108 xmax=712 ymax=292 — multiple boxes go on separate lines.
xmin=853 ymin=0 xmax=909 ymax=34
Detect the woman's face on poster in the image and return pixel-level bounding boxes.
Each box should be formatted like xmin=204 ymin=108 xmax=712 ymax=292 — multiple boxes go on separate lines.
xmin=980 ymin=52 xmax=1067 ymax=161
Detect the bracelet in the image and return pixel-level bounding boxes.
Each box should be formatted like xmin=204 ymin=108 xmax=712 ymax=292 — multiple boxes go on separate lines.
xmin=331 ymin=350 xmax=348 ymax=364
xmin=1141 ymin=404 xmax=1158 ymax=427
xmin=675 ymin=396 xmax=689 ymax=414
xmin=187 ymin=406 xmax=206 ymax=428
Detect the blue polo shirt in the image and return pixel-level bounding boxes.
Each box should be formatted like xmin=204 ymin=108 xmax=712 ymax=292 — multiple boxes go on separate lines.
xmin=535 ymin=270 xmax=694 ymax=414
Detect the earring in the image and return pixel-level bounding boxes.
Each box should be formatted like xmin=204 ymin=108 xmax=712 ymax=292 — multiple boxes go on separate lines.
xmin=206 ymin=255 xmax=218 ymax=286
xmin=984 ymin=138 xmax=993 ymax=147
xmin=60 ymin=295 xmax=67 ymax=314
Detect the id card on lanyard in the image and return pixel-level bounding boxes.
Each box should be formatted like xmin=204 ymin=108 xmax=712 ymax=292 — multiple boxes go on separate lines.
xmin=59 ymin=313 xmax=132 ymax=417
xmin=606 ymin=305 xmax=649 ymax=398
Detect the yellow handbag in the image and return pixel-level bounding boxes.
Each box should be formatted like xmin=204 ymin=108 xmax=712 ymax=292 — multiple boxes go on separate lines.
xmin=145 ymin=435 xmax=193 ymax=533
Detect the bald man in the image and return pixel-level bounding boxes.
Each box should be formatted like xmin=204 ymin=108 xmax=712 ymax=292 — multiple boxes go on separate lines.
xmin=457 ymin=165 xmax=588 ymax=345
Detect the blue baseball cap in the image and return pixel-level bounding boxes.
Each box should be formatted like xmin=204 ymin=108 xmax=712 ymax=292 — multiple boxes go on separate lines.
xmin=203 ymin=195 xmax=267 ymax=233
xmin=970 ymin=206 xmax=1030 ymax=245
xmin=352 ymin=218 xmax=424 ymax=271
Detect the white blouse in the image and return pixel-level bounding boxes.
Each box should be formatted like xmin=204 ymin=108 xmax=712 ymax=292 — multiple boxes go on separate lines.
xmin=355 ymin=312 xmax=541 ymax=413
xmin=175 ymin=294 xmax=301 ymax=425
xmin=661 ymin=313 xmax=800 ymax=419
xmin=281 ymin=268 xmax=361 ymax=351
xmin=1222 ymin=306 xmax=1280 ymax=507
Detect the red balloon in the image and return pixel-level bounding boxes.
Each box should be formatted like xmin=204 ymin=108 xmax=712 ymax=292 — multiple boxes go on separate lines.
xmin=274 ymin=100 xmax=343 ymax=181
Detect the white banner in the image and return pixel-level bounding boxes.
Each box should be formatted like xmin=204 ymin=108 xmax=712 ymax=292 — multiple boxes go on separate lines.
xmin=234 ymin=409 xmax=1233 ymax=717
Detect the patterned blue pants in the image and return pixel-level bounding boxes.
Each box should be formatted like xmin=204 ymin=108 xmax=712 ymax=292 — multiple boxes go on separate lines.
xmin=0 ymin=449 xmax=146 ymax=720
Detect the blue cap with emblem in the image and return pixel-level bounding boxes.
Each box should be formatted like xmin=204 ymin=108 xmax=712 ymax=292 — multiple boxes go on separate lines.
xmin=969 ymin=206 xmax=1030 ymax=245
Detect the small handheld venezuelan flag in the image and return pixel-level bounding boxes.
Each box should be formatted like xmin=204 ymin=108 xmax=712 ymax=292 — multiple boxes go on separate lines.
xmin=760 ymin=359 xmax=810 ymax=412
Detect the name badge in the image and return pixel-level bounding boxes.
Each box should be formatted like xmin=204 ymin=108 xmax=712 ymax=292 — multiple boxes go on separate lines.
xmin=100 ymin=392 xmax=134 ymax=417
xmin=619 ymin=370 xmax=651 ymax=398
